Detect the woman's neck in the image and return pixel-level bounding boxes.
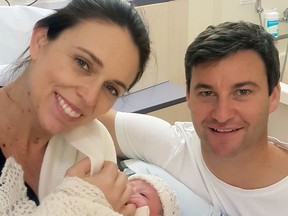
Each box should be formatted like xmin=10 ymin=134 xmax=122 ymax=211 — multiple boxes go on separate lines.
xmin=0 ymin=84 xmax=51 ymax=157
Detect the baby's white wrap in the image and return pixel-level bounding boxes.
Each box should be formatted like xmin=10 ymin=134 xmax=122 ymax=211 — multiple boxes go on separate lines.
xmin=38 ymin=120 xmax=117 ymax=200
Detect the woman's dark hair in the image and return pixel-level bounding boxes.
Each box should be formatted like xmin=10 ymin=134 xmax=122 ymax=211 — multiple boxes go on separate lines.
xmin=185 ymin=21 xmax=280 ymax=95
xmin=13 ymin=0 xmax=151 ymax=90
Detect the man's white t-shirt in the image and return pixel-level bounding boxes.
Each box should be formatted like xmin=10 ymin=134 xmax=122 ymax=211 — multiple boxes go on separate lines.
xmin=115 ymin=111 xmax=288 ymax=216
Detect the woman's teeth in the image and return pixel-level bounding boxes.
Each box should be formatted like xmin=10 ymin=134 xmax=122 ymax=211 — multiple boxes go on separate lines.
xmin=56 ymin=94 xmax=81 ymax=118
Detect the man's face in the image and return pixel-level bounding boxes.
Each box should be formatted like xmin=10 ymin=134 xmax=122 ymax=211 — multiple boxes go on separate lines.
xmin=186 ymin=50 xmax=280 ymax=158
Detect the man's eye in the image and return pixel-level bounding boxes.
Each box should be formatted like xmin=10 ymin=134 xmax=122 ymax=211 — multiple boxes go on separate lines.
xmin=200 ymin=91 xmax=214 ymax=97
xmin=238 ymin=89 xmax=250 ymax=95
xmin=76 ymin=58 xmax=89 ymax=71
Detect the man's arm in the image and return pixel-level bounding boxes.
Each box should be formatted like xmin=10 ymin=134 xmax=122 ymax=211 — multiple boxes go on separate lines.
xmin=99 ymin=109 xmax=183 ymax=166
xmin=98 ymin=109 xmax=127 ymax=159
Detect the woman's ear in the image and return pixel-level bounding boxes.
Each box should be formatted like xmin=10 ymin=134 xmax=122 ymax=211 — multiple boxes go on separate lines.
xmin=29 ymin=27 xmax=49 ymax=60
xmin=269 ymin=82 xmax=281 ymax=113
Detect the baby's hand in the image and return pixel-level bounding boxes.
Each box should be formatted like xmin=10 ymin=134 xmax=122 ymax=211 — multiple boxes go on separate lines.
xmin=65 ymin=158 xmax=136 ymax=215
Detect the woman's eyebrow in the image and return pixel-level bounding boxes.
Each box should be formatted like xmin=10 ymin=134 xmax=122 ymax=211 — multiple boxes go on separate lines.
xmin=114 ymin=79 xmax=129 ymax=92
xmin=74 ymin=46 xmax=104 ymax=67
xmin=74 ymin=46 xmax=129 ymax=91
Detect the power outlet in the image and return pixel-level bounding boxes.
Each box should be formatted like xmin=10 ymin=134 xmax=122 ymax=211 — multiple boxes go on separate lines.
xmin=240 ymin=0 xmax=256 ymax=4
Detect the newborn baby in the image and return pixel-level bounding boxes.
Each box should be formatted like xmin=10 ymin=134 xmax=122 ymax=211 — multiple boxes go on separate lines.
xmin=128 ymin=174 xmax=179 ymax=216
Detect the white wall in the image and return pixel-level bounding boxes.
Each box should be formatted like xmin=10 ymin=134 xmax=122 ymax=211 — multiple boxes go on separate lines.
xmin=186 ymin=0 xmax=288 ymax=82
xmin=269 ymin=103 xmax=288 ymax=142
xmin=136 ymin=1 xmax=191 ymax=123
xmin=132 ymin=1 xmax=189 ymax=92
xmin=187 ymin=0 xmax=288 ymax=41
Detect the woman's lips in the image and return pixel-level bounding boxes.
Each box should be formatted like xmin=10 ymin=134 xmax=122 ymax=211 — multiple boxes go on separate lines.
xmin=56 ymin=94 xmax=81 ymax=118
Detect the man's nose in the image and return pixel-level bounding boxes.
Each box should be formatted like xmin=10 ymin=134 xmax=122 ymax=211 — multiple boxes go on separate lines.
xmin=211 ymin=97 xmax=235 ymax=123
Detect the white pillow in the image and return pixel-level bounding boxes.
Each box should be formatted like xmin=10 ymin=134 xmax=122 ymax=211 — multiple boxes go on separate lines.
xmin=0 ymin=5 xmax=54 ymax=66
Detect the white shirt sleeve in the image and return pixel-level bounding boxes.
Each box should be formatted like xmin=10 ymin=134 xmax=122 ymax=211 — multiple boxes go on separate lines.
xmin=115 ymin=111 xmax=187 ymax=167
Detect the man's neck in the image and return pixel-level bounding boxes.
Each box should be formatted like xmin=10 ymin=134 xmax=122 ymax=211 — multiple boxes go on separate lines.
xmin=202 ymin=142 xmax=288 ymax=189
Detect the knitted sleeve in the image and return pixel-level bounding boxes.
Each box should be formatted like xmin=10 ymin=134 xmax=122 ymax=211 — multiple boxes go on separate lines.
xmin=0 ymin=157 xmax=36 ymax=215
xmin=32 ymin=177 xmax=123 ymax=216
xmin=0 ymin=157 xmax=122 ymax=216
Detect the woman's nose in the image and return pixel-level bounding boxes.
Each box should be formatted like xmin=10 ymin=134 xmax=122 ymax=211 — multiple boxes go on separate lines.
xmin=76 ymin=83 xmax=102 ymax=107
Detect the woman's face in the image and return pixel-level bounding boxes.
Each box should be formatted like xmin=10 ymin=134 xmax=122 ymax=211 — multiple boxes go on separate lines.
xmin=28 ymin=20 xmax=139 ymax=134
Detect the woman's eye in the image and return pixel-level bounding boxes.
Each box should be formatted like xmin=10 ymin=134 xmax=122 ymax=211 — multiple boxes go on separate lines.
xmin=104 ymin=84 xmax=119 ymax=97
xmin=76 ymin=58 xmax=89 ymax=71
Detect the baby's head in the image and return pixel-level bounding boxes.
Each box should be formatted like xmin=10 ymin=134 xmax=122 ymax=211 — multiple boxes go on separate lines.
xmin=127 ymin=174 xmax=179 ymax=216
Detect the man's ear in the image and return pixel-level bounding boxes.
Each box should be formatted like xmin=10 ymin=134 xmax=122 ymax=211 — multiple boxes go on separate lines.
xmin=186 ymin=87 xmax=191 ymax=109
xmin=29 ymin=27 xmax=49 ymax=60
xmin=269 ymin=82 xmax=281 ymax=113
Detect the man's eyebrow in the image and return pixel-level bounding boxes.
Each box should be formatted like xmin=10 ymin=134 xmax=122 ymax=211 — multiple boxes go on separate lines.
xmin=193 ymin=83 xmax=212 ymax=90
xmin=233 ymin=81 xmax=259 ymax=89
xmin=74 ymin=46 xmax=103 ymax=67
xmin=193 ymin=82 xmax=260 ymax=90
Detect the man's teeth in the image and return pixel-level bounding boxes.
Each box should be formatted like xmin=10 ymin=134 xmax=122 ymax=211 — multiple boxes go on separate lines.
xmin=213 ymin=128 xmax=236 ymax=133
xmin=57 ymin=95 xmax=81 ymax=118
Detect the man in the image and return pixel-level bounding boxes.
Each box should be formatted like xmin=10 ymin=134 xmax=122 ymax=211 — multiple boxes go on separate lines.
xmin=99 ymin=21 xmax=288 ymax=215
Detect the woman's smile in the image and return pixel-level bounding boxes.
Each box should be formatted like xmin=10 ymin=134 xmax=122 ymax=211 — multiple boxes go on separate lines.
xmin=55 ymin=93 xmax=82 ymax=119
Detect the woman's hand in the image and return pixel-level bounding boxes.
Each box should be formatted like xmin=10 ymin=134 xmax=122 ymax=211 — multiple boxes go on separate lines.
xmin=65 ymin=158 xmax=136 ymax=215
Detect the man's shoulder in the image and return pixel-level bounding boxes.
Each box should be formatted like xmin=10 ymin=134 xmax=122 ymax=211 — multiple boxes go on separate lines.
xmin=174 ymin=122 xmax=200 ymax=140
xmin=269 ymin=136 xmax=288 ymax=150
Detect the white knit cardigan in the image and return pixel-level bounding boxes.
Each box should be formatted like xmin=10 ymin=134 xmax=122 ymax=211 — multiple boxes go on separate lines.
xmin=0 ymin=120 xmax=123 ymax=215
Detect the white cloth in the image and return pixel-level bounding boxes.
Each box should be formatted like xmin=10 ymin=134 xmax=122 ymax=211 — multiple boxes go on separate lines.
xmin=134 ymin=207 xmax=150 ymax=216
xmin=115 ymin=111 xmax=288 ymax=216
xmin=38 ymin=119 xmax=117 ymax=200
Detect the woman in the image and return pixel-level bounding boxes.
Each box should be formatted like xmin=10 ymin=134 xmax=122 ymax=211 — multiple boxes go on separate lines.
xmin=0 ymin=0 xmax=150 ymax=215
